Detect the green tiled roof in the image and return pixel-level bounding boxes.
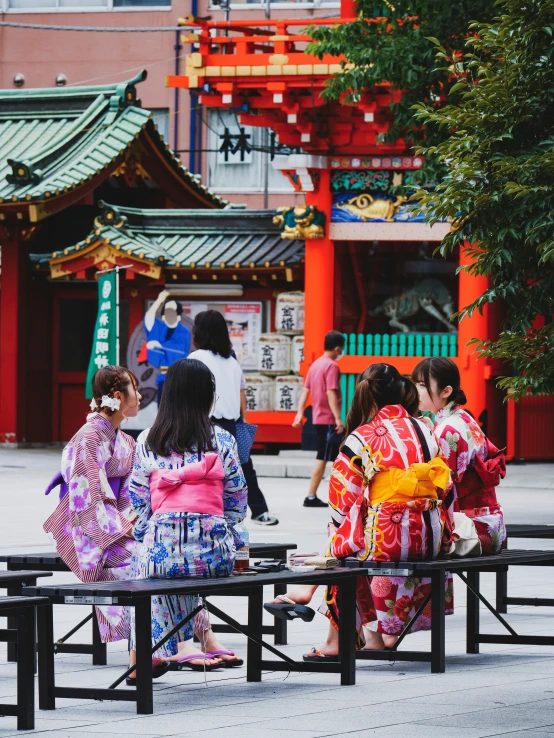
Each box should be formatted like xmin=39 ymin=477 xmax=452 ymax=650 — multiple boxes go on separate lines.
xmin=0 ymin=71 xmax=223 ymax=208
xmin=31 ymin=201 xmax=304 ymax=270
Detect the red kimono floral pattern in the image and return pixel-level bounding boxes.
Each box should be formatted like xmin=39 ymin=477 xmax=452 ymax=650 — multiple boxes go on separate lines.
xmin=434 ymin=404 xmax=506 ymax=554
xmin=325 ymin=404 xmax=453 ymax=635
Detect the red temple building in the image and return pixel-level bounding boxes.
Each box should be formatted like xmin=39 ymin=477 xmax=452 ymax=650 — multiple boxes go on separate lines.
xmin=0 ymin=20 xmax=553 ymax=459
xmin=166 ymin=8 xmax=554 ymax=459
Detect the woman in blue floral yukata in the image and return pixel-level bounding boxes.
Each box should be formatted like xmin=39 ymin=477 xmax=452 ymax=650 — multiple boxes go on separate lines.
xmin=128 ymin=358 xmax=248 ymax=671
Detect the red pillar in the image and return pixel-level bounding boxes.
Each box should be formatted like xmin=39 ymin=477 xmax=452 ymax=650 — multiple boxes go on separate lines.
xmin=457 ymin=244 xmax=488 ymax=419
xmin=303 ymin=168 xmax=335 ymax=367
xmin=0 ymin=228 xmax=27 ymax=444
xmin=341 ymin=0 xmax=356 ymax=17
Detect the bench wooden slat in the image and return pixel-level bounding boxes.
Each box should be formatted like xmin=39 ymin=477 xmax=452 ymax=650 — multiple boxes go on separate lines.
xmin=0 ymin=571 xmax=53 ymax=584
xmin=345 ymin=549 xmax=554 ymax=573
xmin=23 ymin=567 xmax=365 ymax=602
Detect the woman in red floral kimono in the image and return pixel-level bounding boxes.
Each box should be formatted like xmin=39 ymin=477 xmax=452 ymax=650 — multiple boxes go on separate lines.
xmin=304 ymin=363 xmax=452 ymax=660
xmin=412 ymin=357 xmax=506 ymax=554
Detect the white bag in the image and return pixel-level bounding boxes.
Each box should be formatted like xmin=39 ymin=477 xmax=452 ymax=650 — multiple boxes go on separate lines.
xmin=450 ymin=512 xmax=482 ymax=558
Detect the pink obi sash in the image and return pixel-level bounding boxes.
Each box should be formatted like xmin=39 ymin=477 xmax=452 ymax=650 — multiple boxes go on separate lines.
xmin=150 ymin=452 xmax=225 ymax=516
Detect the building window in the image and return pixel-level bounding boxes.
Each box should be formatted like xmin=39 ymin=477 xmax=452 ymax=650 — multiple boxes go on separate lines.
xmin=4 ymin=0 xmax=169 ymax=10
xmin=151 ymin=108 xmax=170 ymax=143
xmin=206 ymin=110 xmax=297 ymax=194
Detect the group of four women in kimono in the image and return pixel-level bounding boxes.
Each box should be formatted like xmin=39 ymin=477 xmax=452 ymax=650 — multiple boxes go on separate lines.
xmin=44 ymin=316 xmax=506 ymax=674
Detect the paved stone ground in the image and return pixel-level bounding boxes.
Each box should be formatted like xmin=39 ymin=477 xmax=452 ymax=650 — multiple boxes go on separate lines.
xmin=1 ymin=449 xmax=554 ymax=737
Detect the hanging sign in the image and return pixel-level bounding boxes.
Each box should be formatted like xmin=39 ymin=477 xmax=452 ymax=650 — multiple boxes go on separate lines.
xmin=85 ymin=272 xmax=118 ymax=398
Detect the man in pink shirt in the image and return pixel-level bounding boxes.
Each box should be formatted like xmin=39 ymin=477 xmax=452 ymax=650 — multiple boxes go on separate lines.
xmin=293 ymin=331 xmax=345 ymax=507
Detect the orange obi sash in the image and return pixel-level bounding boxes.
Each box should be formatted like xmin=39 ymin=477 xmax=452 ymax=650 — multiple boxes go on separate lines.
xmin=367 ymin=457 xmax=450 ymax=506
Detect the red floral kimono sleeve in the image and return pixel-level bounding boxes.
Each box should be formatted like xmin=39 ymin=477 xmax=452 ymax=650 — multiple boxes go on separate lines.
xmin=328 ymin=432 xmax=374 ymax=558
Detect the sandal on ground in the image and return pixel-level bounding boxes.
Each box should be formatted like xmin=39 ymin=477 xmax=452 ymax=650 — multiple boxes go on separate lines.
xmin=204 ymin=650 xmax=244 ymax=668
xmin=174 ymin=653 xmax=225 ymax=672
xmin=302 ymin=647 xmax=338 ymax=663
xmin=264 ymin=595 xmax=315 ymax=622
xmin=125 ymin=657 xmax=170 ymax=686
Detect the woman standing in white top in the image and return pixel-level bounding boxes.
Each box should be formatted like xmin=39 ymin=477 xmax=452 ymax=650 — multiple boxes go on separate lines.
xmin=188 ymin=310 xmax=278 ymax=526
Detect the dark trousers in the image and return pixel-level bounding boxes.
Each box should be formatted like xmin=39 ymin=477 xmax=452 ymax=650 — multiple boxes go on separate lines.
xmin=212 ymin=417 xmax=269 ymax=518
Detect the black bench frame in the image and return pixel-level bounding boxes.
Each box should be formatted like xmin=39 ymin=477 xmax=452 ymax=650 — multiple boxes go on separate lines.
xmin=0 ymin=595 xmax=49 ymax=730
xmin=26 ymin=567 xmax=365 ymax=715
xmin=495 ymin=525 xmax=554 ymax=613
xmin=1 ymin=542 xmax=297 ymax=664
xmin=346 ymin=549 xmax=554 ymax=673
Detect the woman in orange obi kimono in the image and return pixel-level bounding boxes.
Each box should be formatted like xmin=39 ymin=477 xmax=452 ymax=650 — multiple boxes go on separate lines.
xmin=413 ymin=357 xmax=507 ymax=554
xmin=305 ymin=363 xmax=452 ymax=660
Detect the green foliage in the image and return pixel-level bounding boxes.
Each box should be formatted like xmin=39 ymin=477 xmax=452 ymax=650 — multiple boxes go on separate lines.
xmin=413 ymin=0 xmax=554 ymax=398
xmin=307 ymin=0 xmax=496 ymax=156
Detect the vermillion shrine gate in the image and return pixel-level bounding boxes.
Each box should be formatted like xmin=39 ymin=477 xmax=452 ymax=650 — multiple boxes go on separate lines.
xmin=167 ymin=6 xmax=554 ymax=457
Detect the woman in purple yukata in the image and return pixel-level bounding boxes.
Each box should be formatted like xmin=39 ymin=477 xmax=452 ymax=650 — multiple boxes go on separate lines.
xmin=44 ymin=366 xmax=169 ymax=682
xmin=44 ymin=366 xmax=144 ymax=642
xmin=128 ymin=358 xmax=248 ymax=671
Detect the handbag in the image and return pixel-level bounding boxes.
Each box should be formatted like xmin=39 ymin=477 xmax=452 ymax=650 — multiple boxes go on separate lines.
xmin=450 ymin=512 xmax=482 ymax=558
xmin=235 ymin=420 xmax=258 ymax=464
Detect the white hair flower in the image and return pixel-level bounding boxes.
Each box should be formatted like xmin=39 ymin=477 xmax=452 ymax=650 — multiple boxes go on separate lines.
xmin=100 ymin=395 xmax=121 ymax=412
xmin=90 ymin=399 xmax=98 ymax=412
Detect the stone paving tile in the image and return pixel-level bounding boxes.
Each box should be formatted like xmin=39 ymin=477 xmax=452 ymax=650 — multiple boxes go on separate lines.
xmin=414 ymin=703 xmax=554 ymax=733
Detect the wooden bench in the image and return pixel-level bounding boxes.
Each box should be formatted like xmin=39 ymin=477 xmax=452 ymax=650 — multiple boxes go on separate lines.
xmin=24 ymin=567 xmax=366 ymax=715
xmin=0 ymin=570 xmax=53 ymax=663
xmin=345 ymin=549 xmax=554 ymax=673
xmin=495 ymin=525 xmax=554 ymax=612
xmin=1 ymin=541 xmax=297 ymax=663
xmin=0 ymin=596 xmax=50 ymax=730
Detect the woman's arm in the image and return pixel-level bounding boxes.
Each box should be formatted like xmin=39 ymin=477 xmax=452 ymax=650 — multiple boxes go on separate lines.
xmin=217 ymin=429 xmax=248 ymax=526
xmin=128 ymin=432 xmax=153 ymax=542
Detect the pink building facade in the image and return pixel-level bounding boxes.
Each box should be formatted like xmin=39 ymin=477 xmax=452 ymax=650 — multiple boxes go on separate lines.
xmin=0 ymin=0 xmax=336 ymax=207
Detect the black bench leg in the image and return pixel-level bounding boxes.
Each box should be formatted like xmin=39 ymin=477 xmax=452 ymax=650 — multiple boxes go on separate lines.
xmin=7 ymin=583 xmax=19 ymax=662
xmin=496 ymin=569 xmax=508 ymax=614
xmin=17 ymin=607 xmax=36 ymax=730
xmin=430 ymin=571 xmax=445 ymax=673
xmin=135 ymin=600 xmax=154 ymax=715
xmin=338 ymin=578 xmax=356 ymax=686
xmin=247 ymin=587 xmax=263 ymax=683
xmin=273 ymin=583 xmax=288 ymax=645
xmin=37 ymin=602 xmax=55 ymax=711
xmin=466 ymin=571 xmax=480 ymax=654
xmin=92 ymin=607 xmax=107 ymax=665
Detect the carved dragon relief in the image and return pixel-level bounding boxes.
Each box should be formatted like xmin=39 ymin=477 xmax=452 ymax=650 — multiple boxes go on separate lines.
xmin=273 ymin=205 xmax=326 ymax=240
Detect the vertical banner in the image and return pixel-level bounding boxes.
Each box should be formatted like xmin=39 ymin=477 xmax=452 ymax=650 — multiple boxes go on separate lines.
xmin=85 ymin=272 xmax=118 ymax=398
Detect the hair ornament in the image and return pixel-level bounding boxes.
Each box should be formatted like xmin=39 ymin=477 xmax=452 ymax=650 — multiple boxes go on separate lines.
xmin=101 ymin=395 xmax=121 ymax=412
xmin=90 ymin=398 xmax=99 ymax=412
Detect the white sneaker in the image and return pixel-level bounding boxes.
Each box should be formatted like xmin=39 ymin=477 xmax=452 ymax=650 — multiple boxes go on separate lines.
xmin=251 ymin=512 xmax=279 ymax=526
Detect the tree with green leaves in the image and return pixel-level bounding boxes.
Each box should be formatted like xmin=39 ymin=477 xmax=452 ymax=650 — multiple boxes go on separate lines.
xmin=307 ymin=1 xmax=496 ymax=158
xmin=412 ymin=0 xmax=554 ymax=398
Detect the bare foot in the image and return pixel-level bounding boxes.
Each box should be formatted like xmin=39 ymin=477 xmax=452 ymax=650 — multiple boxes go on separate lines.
xmin=360 ymin=627 xmax=386 ymax=651
xmin=304 ymin=621 xmax=339 ymax=659
xmin=268 ymin=584 xmax=318 ymax=606
xmin=383 ymin=634 xmax=399 ymax=648
xmin=166 ymin=639 xmax=222 ymax=667
xmin=197 ymin=629 xmax=243 ymax=665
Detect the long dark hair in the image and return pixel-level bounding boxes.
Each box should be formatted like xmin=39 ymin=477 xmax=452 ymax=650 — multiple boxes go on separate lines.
xmin=147 ymin=359 xmax=215 ymax=456
xmin=193 ymin=310 xmax=232 ymax=358
xmin=345 ymin=363 xmax=419 ymax=437
xmin=412 ymin=357 xmax=467 ymax=406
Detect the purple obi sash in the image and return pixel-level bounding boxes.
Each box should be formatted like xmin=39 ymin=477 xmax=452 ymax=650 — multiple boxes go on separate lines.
xmin=45 ymin=472 xmax=121 ymax=501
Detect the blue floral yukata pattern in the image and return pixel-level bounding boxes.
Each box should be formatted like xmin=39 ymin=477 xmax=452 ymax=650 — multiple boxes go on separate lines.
xmin=128 ymin=424 xmax=247 ymax=657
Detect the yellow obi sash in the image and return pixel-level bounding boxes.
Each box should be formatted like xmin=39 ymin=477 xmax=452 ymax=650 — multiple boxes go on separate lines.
xmin=367 ymin=457 xmax=450 ymax=506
